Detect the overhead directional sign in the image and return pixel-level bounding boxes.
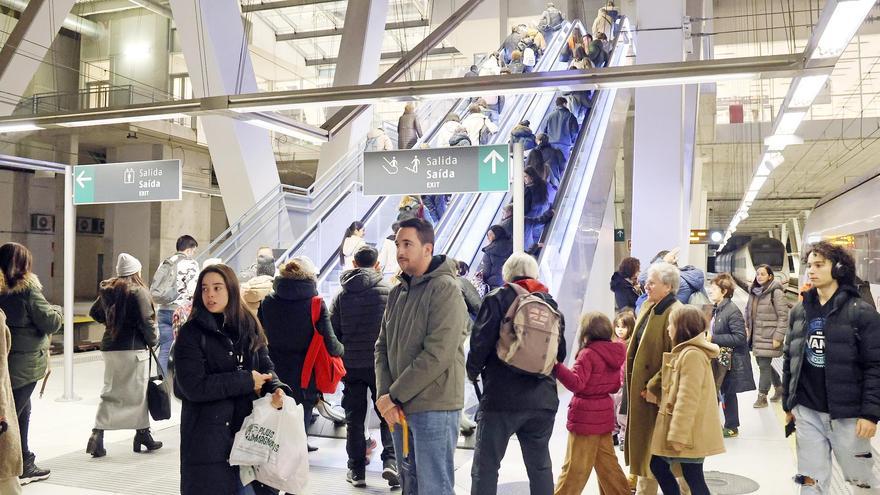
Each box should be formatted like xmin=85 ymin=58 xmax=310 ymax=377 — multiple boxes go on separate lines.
xmin=73 ymin=159 xmax=182 ymax=205
xmin=363 ymin=144 xmax=510 ymax=196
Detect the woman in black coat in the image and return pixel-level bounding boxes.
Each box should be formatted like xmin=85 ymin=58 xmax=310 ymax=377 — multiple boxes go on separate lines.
xmin=609 ymin=256 xmax=641 ymax=311
xmin=478 ymin=225 xmax=513 ymax=291
xmin=707 ymin=273 xmax=756 ymax=438
xmin=257 ymin=257 xmax=343 ymax=439
xmin=174 ymin=264 xmax=290 ymax=495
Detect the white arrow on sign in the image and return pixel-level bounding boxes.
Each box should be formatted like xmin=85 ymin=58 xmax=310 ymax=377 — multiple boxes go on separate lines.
xmin=482 ymin=149 xmax=505 ymax=174
xmin=75 ymin=170 xmax=92 ymax=189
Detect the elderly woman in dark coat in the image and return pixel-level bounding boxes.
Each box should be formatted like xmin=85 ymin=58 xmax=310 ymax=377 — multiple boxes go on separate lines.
xmin=707 ymin=273 xmax=755 ymax=438
xmin=174 ymin=264 xmax=290 ymax=495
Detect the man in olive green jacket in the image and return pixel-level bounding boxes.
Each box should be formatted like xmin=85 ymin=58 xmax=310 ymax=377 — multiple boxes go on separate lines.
xmin=375 ymin=218 xmax=468 ymax=494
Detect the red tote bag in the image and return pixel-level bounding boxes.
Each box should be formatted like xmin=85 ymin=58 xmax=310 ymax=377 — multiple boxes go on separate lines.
xmin=300 ymin=296 xmax=346 ymax=393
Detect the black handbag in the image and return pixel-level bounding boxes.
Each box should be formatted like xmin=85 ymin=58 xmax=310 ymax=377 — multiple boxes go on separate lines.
xmin=147 ymin=347 xmax=172 ymax=421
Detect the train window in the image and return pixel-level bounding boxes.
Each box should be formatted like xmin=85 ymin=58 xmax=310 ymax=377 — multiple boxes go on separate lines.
xmin=752 ymin=250 xmax=784 ymax=269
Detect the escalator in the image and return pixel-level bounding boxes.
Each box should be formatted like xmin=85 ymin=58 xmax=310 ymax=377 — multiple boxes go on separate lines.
xmin=273 ymin=21 xmax=586 ymax=296
xmin=443 ymin=18 xmax=633 ymax=351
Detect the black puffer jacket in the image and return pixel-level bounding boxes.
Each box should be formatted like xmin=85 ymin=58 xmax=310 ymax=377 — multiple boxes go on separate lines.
xmin=479 ymin=238 xmax=513 ymax=290
xmin=257 ymin=266 xmax=343 ymax=403
xmin=467 ymin=278 xmax=566 ymax=412
xmin=783 ymin=285 xmax=880 ymax=421
xmin=174 ymin=310 xmax=290 ymax=495
xmin=609 ymin=271 xmax=640 ymax=311
xmin=711 ymin=298 xmax=756 ymax=394
xmin=89 ymin=281 xmax=159 ymax=351
xmin=329 ymin=268 xmax=389 ymax=370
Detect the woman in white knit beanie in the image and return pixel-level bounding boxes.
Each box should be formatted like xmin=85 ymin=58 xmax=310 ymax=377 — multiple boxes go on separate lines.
xmin=85 ymin=253 xmax=162 ymax=458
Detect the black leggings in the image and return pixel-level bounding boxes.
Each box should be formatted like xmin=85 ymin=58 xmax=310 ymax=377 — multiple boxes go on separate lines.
xmin=649 ymin=455 xmax=710 ymax=495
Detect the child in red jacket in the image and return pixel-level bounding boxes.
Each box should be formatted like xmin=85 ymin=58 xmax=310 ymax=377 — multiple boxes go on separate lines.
xmin=553 ymin=312 xmax=630 ymax=495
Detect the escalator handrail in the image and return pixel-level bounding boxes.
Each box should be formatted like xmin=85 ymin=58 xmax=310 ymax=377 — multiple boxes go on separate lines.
xmin=281 ymin=22 xmax=579 ymax=276
xmin=537 ymin=16 xmax=630 ymax=252
xmin=437 ymin=21 xmax=586 ymax=258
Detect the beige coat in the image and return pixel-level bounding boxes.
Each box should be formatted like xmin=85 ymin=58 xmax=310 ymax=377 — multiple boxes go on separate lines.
xmin=651 ymin=334 xmax=726 ymax=459
xmin=624 ymin=294 xmax=682 ymax=477
xmin=242 ymin=275 xmax=274 ymax=313
xmin=0 ymin=309 xmax=23 ymax=480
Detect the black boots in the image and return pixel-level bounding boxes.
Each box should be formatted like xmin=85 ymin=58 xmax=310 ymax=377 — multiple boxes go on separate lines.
xmin=134 ymin=428 xmax=163 ymax=453
xmin=86 ymin=429 xmax=106 ymax=458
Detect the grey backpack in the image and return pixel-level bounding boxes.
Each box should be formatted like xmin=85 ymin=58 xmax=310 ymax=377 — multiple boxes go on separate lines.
xmin=150 ymin=254 xmax=182 ymax=305
xmin=496 ymin=284 xmax=561 ymax=376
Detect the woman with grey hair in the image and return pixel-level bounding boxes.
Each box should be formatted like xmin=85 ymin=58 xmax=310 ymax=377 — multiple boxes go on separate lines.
xmin=467 ymin=252 xmax=567 ymax=494
xmin=624 ymin=262 xmax=684 ymax=494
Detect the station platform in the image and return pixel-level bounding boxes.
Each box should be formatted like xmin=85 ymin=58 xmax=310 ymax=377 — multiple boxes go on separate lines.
xmin=19 ymin=340 xmax=816 ymax=494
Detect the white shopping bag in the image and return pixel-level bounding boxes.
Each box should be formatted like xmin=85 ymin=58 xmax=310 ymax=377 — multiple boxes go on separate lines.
xmin=254 ymin=395 xmax=310 ymax=494
xmin=229 ymin=396 xmax=281 ymax=467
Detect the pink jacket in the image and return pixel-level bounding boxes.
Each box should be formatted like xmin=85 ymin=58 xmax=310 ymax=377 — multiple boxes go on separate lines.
xmin=555 ymin=340 xmax=626 ymax=435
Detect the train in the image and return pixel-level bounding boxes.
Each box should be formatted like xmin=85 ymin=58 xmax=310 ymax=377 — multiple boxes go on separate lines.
xmin=715 ymin=237 xmax=790 ymax=290
xmin=801 ymin=165 xmax=880 ymax=307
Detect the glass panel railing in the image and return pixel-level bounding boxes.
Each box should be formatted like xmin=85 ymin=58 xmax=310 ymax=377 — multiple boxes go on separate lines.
xmin=302 ymin=21 xmax=581 ymax=295
xmin=443 ymin=18 xmax=632 ymax=275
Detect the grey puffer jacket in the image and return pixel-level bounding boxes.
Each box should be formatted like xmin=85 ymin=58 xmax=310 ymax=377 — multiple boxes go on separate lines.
xmin=745 ymin=279 xmax=789 ymax=358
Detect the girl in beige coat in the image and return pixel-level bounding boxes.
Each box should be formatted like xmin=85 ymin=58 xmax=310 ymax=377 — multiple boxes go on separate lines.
xmin=0 ymin=309 xmax=22 ymax=494
xmin=648 ymin=306 xmax=725 ymax=495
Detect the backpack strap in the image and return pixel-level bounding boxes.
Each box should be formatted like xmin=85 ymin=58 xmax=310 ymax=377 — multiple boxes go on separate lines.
xmin=311 ymin=296 xmax=322 ymax=332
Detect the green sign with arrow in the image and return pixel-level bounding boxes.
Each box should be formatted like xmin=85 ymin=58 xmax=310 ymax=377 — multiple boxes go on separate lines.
xmin=73 ymin=160 xmax=182 ymax=205
xmin=363 ymin=144 xmax=510 ymax=196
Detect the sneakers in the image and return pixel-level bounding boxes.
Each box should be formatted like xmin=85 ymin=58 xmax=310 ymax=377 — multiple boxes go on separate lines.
xmin=723 ymin=427 xmax=739 ymax=438
xmin=308 ymin=444 xmax=319 ymax=452
xmin=346 ymin=469 xmax=366 ymax=487
xmin=382 ymin=459 xmax=401 ymax=488
xmin=613 ymin=433 xmax=620 ymax=446
xmin=753 ymin=393 xmax=769 ymax=408
xmin=19 ymin=461 xmax=50 ymax=485
xmin=770 ymin=385 xmax=784 ymax=402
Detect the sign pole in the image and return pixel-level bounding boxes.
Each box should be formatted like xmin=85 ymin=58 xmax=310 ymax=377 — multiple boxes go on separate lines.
xmin=59 ymin=166 xmax=79 ymax=401
xmin=512 ymin=141 xmax=525 ymax=253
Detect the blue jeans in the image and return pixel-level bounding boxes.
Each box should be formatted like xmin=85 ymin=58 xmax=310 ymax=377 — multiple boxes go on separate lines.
xmin=157 ymin=308 xmax=174 ymax=373
xmin=793 ymin=405 xmax=877 ymax=493
xmin=391 ymin=409 xmax=460 ymax=494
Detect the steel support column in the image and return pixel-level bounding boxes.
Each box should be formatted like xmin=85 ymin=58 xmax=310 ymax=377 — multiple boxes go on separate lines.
xmin=0 ymin=0 xmax=78 ymax=116
xmin=631 ymin=0 xmax=689 ymax=266
xmin=315 ymin=0 xmax=389 ymax=178
xmin=168 ymin=0 xmax=281 ymax=223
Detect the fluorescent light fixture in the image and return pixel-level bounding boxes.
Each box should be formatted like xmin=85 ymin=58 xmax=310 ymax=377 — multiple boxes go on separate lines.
xmin=763 ymin=151 xmax=785 ymax=170
xmin=744 ymin=190 xmax=759 ymax=203
xmin=124 ymin=42 xmax=151 ymax=60
xmin=764 ymin=134 xmax=803 ymax=151
xmin=0 ymin=123 xmax=43 ymax=132
xmin=776 ymin=110 xmax=806 ymax=135
xmin=245 ymin=118 xmax=328 ymax=144
xmin=789 ymin=74 xmax=829 ymax=107
xmin=57 ymin=113 xmax=187 ymax=127
xmin=811 ymin=0 xmax=876 ymax=60
xmin=749 ymin=175 xmax=769 ymax=192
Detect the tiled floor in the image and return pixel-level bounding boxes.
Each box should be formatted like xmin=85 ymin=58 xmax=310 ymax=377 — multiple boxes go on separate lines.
xmin=15 ymin=334 xmax=866 ymax=494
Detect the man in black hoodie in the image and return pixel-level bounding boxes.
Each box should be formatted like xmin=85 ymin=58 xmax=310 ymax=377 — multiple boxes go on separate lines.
xmin=783 ymin=241 xmax=880 ymax=493
xmin=329 ymin=246 xmax=399 ymax=489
